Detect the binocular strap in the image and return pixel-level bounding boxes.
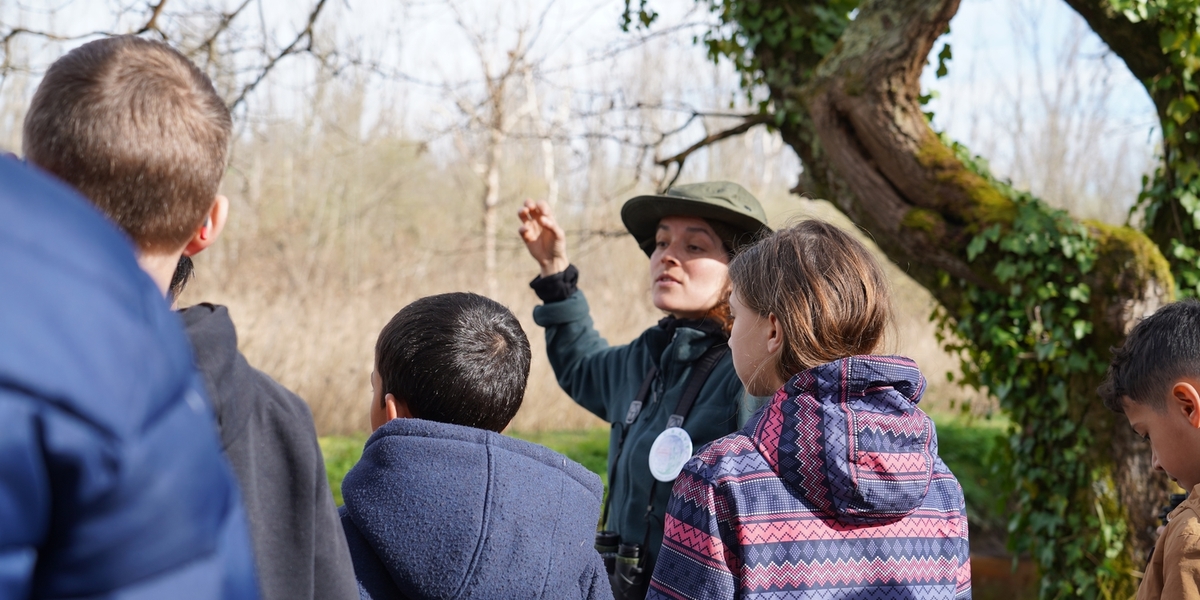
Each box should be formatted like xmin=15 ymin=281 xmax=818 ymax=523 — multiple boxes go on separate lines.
xmin=598 ymin=343 xmax=730 ymax=556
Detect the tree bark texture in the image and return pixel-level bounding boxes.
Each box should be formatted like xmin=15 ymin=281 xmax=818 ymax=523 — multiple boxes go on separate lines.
xmin=747 ymin=0 xmax=1174 ymax=564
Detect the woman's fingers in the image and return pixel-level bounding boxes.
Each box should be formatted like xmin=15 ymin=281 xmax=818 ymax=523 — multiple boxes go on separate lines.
xmin=517 ymin=202 xmax=543 ymax=238
xmin=518 ymin=199 xmax=542 ymax=220
xmin=517 ymin=199 xmax=568 ymax=275
xmin=540 ymin=216 xmax=563 ymax=241
xmin=518 ymin=199 xmax=561 ymax=241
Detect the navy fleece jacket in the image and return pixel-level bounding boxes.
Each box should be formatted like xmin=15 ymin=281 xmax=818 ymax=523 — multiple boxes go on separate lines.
xmin=339 ymin=418 xmax=613 ymax=600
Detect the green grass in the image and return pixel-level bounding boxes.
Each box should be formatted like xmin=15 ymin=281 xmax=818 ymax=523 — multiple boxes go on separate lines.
xmin=319 ymin=434 xmax=367 ymax=506
xmin=929 ymin=414 xmax=1012 ymax=538
xmin=319 ymin=428 xmax=612 ymax=506
xmin=508 ymin=428 xmax=611 ymax=483
xmin=321 ymin=418 xmax=1010 ymax=534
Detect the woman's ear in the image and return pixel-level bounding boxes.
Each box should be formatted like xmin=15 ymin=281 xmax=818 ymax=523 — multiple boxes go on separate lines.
xmin=183 ymin=194 xmax=229 ymax=257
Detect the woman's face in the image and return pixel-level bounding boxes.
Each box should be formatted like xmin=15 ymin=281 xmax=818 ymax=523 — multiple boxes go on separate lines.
xmin=650 ymin=216 xmax=730 ymax=319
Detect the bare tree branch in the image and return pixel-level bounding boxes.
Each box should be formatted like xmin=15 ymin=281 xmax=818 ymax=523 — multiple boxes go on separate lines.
xmin=134 ymin=0 xmax=169 ymax=35
xmin=193 ymin=0 xmax=253 ymax=61
xmin=227 ymin=0 xmax=328 ymax=111
xmin=654 ymin=114 xmax=772 ymax=190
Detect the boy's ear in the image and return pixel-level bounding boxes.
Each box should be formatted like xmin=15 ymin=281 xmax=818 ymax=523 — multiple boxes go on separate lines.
xmin=765 ymin=312 xmax=785 ymax=356
xmin=182 ymin=194 xmax=229 ymax=257
xmin=1171 ymin=381 xmax=1200 ymax=429
xmin=384 ymin=393 xmax=416 ymax=421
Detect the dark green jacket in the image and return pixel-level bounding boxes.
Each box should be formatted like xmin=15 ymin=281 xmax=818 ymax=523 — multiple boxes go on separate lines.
xmin=533 ymin=290 xmax=744 ymax=571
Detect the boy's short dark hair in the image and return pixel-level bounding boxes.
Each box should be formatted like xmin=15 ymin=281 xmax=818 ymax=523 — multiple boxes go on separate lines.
xmin=23 ymin=35 xmax=232 ymax=252
xmin=1099 ymin=300 xmax=1200 ymax=412
xmin=375 ymin=292 xmax=530 ymax=432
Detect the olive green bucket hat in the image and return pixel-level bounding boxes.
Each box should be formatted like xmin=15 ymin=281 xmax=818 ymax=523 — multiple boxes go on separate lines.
xmin=621 ymin=181 xmax=771 ymax=257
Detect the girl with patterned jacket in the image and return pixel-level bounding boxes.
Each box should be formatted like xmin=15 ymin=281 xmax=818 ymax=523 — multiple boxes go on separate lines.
xmin=648 ymin=220 xmax=972 ymax=600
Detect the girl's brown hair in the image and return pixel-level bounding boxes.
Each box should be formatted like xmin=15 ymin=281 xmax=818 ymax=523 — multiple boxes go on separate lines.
xmin=729 ymin=220 xmax=891 ymax=381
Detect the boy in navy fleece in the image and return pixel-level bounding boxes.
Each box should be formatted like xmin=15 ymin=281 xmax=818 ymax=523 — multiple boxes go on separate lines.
xmin=339 ymin=292 xmax=612 ymax=600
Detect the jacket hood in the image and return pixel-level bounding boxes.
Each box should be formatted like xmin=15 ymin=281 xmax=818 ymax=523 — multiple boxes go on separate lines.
xmin=341 ymin=418 xmax=610 ymax=600
xmin=752 ymin=355 xmax=936 ymax=525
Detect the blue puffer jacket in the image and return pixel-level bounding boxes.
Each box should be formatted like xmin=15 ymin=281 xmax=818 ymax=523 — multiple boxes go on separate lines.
xmin=0 ymin=158 xmax=259 ymax=600
xmin=340 ymin=418 xmax=613 ymax=600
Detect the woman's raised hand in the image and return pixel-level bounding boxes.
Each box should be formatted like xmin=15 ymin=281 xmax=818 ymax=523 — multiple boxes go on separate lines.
xmin=517 ymin=199 xmax=569 ymax=277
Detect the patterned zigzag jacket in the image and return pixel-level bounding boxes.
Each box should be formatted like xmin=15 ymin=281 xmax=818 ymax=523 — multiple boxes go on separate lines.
xmin=648 ymin=355 xmax=971 ymax=600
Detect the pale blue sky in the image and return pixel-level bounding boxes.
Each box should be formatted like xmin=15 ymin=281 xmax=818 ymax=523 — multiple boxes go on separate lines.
xmin=3 ymin=0 xmax=1162 ymax=220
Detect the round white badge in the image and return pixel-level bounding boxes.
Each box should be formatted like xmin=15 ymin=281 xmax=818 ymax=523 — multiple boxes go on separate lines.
xmin=648 ymin=427 xmax=694 ymax=482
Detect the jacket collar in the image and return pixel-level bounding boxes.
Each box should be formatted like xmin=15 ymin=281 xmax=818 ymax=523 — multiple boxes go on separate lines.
xmin=656 ymin=315 xmax=726 ymax=338
xmin=178 ymin=303 xmax=248 ymax=445
xmin=646 ymin=315 xmax=728 ymax=365
xmin=1169 ymin=484 xmax=1200 ymax=522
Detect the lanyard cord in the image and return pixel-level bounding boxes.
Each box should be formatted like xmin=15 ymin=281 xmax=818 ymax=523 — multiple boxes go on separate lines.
xmin=598 ymin=344 xmax=729 ymax=532
xmin=599 ymin=365 xmax=658 ymax=531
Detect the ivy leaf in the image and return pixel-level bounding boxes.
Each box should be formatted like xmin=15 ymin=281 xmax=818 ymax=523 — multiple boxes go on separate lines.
xmin=1178 ymin=160 xmax=1200 ymax=185
xmin=994 ymin=261 xmax=1017 ymax=283
xmin=811 ymin=33 xmax=835 ymax=55
xmin=1161 ymin=27 xmax=1184 ymax=51
xmin=1177 ymin=192 xmax=1200 ymax=231
xmin=936 ymin=43 xmax=952 ymax=78
xmin=1168 ymin=95 xmax=1200 ymax=125
xmin=1072 ymin=320 xmax=1091 ymax=340
xmin=967 ymin=233 xmax=989 ymax=261
xmin=1067 ymin=284 xmax=1090 ymax=303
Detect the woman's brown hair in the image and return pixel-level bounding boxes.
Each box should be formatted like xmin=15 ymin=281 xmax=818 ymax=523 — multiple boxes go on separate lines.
xmin=729 ymin=220 xmax=891 ymax=381
xmin=700 ymin=284 xmax=733 ymax=335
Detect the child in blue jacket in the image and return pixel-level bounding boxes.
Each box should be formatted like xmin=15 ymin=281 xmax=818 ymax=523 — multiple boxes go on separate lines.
xmin=339 ymin=292 xmax=612 ymax=600
xmin=0 ymin=158 xmax=258 ymax=599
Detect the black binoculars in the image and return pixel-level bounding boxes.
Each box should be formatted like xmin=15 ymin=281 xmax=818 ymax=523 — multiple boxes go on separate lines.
xmin=594 ymin=531 xmax=649 ymax=600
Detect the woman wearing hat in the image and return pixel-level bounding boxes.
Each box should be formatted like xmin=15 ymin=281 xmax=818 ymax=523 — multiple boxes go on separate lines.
xmin=517 ymin=182 xmax=770 ymax=599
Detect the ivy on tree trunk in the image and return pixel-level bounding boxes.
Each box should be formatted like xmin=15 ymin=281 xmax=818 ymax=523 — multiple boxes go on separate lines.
xmin=624 ymin=0 xmax=1193 ymax=595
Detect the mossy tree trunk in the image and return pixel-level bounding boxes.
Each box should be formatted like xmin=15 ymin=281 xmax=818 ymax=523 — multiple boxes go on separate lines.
xmin=727 ymin=0 xmax=1175 ymax=572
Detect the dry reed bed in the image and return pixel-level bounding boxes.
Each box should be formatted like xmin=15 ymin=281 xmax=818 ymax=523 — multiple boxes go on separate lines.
xmin=177 ymin=121 xmax=985 ymax=435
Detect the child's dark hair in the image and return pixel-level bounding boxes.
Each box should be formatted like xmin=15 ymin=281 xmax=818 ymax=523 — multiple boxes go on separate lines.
xmin=168 ymin=256 xmax=195 ymax=301
xmin=729 ymin=220 xmax=891 ymax=382
xmin=375 ymin=292 xmax=531 ymax=432
xmin=1099 ymin=300 xmax=1200 ymax=413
